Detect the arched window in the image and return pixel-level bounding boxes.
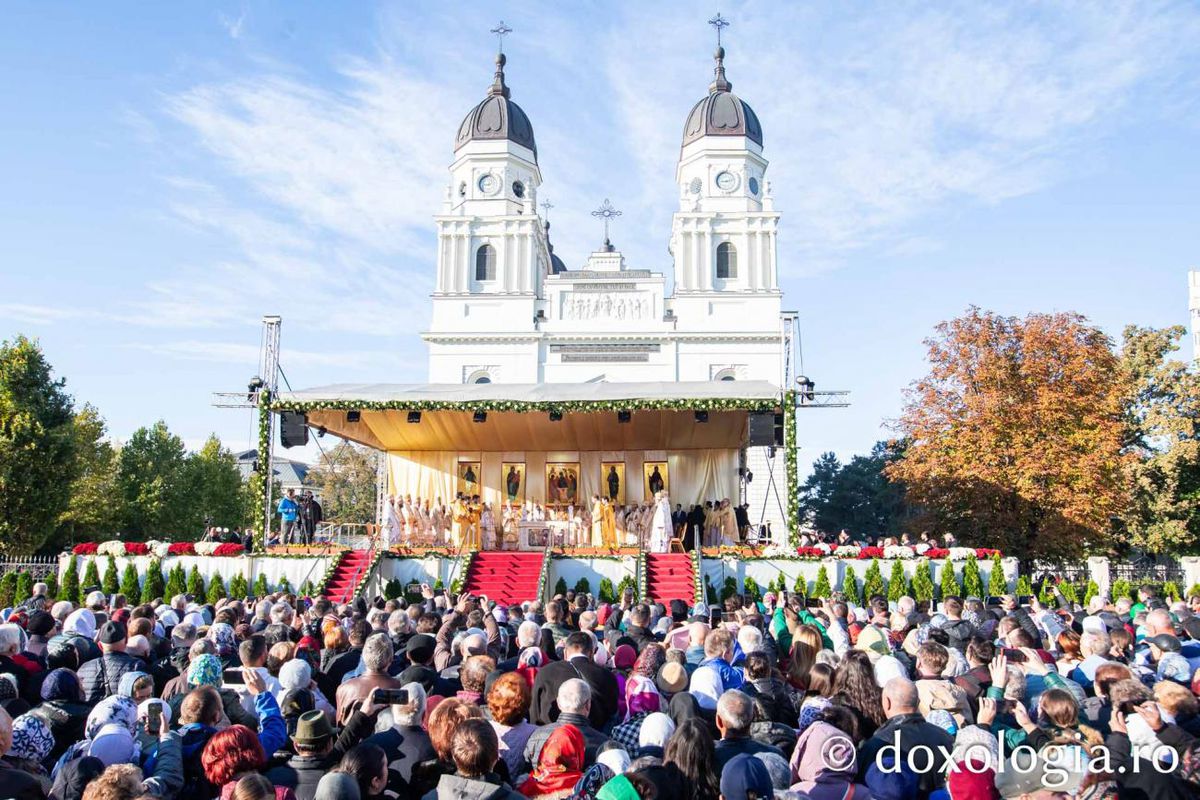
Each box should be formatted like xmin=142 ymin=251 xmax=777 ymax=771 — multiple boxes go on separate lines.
xmin=714 ymin=368 xmax=737 ymax=382
xmin=475 ymin=244 xmax=496 ymax=281
xmin=466 ymin=369 xmax=493 ymax=384
xmin=474 ymin=376 xmax=491 ymax=384
xmin=716 ymin=242 xmax=737 ymax=279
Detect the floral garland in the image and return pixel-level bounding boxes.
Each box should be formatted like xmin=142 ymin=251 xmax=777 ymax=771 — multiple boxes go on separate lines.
xmin=253 ymin=389 xmax=272 ymax=550
xmin=535 ymin=546 xmax=552 ymax=602
xmin=784 ymin=390 xmax=800 ymax=545
xmin=636 ymin=551 xmax=647 ymax=600
xmin=691 ymin=548 xmax=703 ymax=605
xmin=709 ymin=544 xmax=1002 ymax=562
xmin=72 ymin=540 xmax=248 ymax=558
xmin=270 ymin=396 xmax=781 ymax=415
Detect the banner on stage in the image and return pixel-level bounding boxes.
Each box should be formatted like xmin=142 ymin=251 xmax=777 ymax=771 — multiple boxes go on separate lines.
xmin=502 ymin=462 xmax=525 ymax=505
xmin=457 ymin=461 xmax=480 ymax=497
xmin=643 ymin=461 xmax=668 ymax=497
xmin=545 ymin=462 xmax=580 ymax=505
xmin=602 ymin=462 xmax=625 ymax=504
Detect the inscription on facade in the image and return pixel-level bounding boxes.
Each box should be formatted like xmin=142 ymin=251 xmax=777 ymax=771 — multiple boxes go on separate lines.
xmin=562 ymin=292 xmax=651 ymax=321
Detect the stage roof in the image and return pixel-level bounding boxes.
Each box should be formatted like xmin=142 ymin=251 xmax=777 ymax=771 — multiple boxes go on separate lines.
xmin=275 ymin=380 xmax=782 ymax=452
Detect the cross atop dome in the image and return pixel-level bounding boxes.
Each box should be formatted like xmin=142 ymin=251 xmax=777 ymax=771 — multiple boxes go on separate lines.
xmin=707 ymin=12 xmax=732 ymax=93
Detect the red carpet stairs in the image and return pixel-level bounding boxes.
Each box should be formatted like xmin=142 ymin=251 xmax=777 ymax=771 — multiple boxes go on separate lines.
xmin=645 ymin=553 xmax=695 ymax=605
xmin=463 ymin=552 xmax=546 ymax=606
xmin=323 ymin=549 xmax=373 ymax=604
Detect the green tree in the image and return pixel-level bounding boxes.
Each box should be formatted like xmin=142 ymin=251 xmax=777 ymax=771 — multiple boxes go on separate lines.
xmin=939 ymin=563 xmax=960 ymax=599
xmin=102 ymin=556 xmax=119 ymax=595
xmin=116 ymin=421 xmax=192 ymax=538
xmin=1084 ymin=579 xmax=1100 ymax=605
xmin=59 ymin=558 xmax=79 ymax=602
xmin=277 ymin=576 xmax=293 ymax=595
xmin=812 ymin=566 xmax=832 ymax=598
xmin=143 ymin=560 xmax=165 ymax=603
xmin=841 ymin=565 xmax=861 ymax=605
xmin=0 ymin=573 xmax=16 ymax=608
xmin=57 ymin=405 xmax=121 ymax=545
xmin=987 ymin=553 xmax=1007 ymax=597
xmin=1121 ymin=325 xmax=1200 ymax=553
xmin=81 ymin=558 xmax=101 ymax=601
xmin=912 ymin=559 xmax=935 ymax=602
xmin=573 ymin=578 xmax=591 ymax=595
xmin=553 ymin=577 xmax=568 ymax=596
xmin=310 ymin=442 xmax=379 ymax=523
xmin=186 ymin=435 xmax=246 ymax=530
xmin=887 ymin=560 xmax=908 ymax=602
xmin=187 ymin=565 xmax=205 ymax=598
xmin=862 ymin=559 xmax=886 ymax=601
xmin=119 ymin=562 xmax=141 ymax=604
xmin=207 ymin=573 xmax=226 ymax=604
xmin=1015 ymin=575 xmax=1033 ymax=596
xmin=229 ymin=573 xmax=248 ymax=599
xmin=44 ymin=571 xmax=57 ymax=600
xmin=798 ymin=441 xmax=910 ymax=537
xmin=253 ymin=573 xmax=269 ymax=597
xmin=962 ymin=555 xmax=984 ymax=598
xmin=15 ymin=571 xmax=33 ymax=604
xmin=598 ymin=578 xmax=616 ymax=603
xmin=0 ymin=335 xmax=77 ymax=554
xmin=165 ymin=563 xmax=186 ymax=600
xmin=793 ymin=572 xmax=807 ymax=595
xmin=743 ymin=576 xmax=761 ymax=600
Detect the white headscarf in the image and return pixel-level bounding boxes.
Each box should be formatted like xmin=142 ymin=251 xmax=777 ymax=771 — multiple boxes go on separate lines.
xmin=279 ymin=658 xmax=312 ymax=691
xmin=64 ymin=609 xmax=96 ymax=639
xmin=637 ymin=712 xmax=675 ymax=749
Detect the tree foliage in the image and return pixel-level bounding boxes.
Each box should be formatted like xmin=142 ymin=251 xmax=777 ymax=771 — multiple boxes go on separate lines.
xmin=15 ymin=572 xmax=33 ymax=605
xmin=939 ymin=563 xmax=960 ymax=599
xmin=143 ymin=560 xmax=165 ymax=603
xmin=841 ymin=565 xmax=861 ymax=605
xmin=165 ymin=563 xmax=186 ymax=600
xmin=310 ymin=442 xmax=379 ymax=524
xmin=116 ymin=421 xmax=191 ymax=538
xmin=120 ymin=562 xmax=141 ymax=604
xmin=57 ymin=404 xmax=120 ymax=545
xmin=812 ymin=565 xmax=832 ymax=598
xmin=961 ymin=555 xmax=984 ymax=599
xmin=887 ymin=308 xmax=1130 ymax=559
xmin=799 ymin=441 xmax=909 ymax=536
xmin=912 ymin=560 xmax=935 ymax=602
xmin=1120 ymin=325 xmax=1200 ymax=553
xmin=81 ymin=558 xmax=101 ymax=600
xmin=887 ymin=560 xmax=908 ymax=602
xmin=59 ymin=558 xmax=79 ymax=602
xmin=0 ymin=335 xmax=77 ymax=554
xmin=102 ymin=556 xmax=119 ymax=595
xmin=862 ymin=559 xmax=886 ymax=601
xmin=988 ymin=553 xmax=1007 ymax=597
xmin=187 ymin=565 xmax=205 ymax=598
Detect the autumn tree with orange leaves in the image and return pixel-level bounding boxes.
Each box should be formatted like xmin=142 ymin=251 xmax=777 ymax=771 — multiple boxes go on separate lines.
xmin=886 ymin=307 xmax=1131 ymax=559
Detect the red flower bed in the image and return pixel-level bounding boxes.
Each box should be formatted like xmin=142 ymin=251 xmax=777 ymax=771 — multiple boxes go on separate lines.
xmin=796 ymin=547 xmax=826 ymax=558
xmin=924 ymin=548 xmax=950 ymax=559
xmin=976 ymin=548 xmax=1000 ymax=558
xmin=124 ymin=542 xmax=149 ymax=555
xmin=212 ymin=543 xmax=245 ymax=557
xmin=857 ymin=547 xmax=884 ymax=559
xmin=167 ymin=542 xmax=196 ymax=555
xmin=72 ymin=542 xmax=98 ymax=555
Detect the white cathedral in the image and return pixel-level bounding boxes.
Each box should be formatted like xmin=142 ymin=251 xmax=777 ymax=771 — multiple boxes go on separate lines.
xmin=421 ymin=38 xmax=794 ymax=532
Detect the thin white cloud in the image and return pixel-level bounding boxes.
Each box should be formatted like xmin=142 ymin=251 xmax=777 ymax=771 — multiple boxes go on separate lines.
xmin=128 ymin=339 xmax=411 ymax=371
xmin=0 ymin=304 xmax=91 ymax=326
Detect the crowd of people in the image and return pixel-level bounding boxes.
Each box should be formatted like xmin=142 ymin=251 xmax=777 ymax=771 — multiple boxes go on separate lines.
xmin=379 ymin=494 xmax=753 ymax=552
xmin=3 ymin=574 xmax=1200 ymax=800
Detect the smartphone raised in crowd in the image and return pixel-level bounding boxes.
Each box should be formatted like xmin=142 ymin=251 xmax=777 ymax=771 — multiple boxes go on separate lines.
xmin=146 ymin=703 xmax=162 ymax=731
xmin=376 ymin=688 xmax=410 ymax=705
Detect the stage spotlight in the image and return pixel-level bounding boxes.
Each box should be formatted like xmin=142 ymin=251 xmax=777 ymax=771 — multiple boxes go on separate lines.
xmin=473 ymin=410 xmax=487 ymax=423
xmin=548 ymin=410 xmax=563 ymax=422
xmin=316 ymin=426 xmax=327 ymax=438
xmin=767 ymin=445 xmax=776 ymax=459
xmin=745 ymin=470 xmax=753 ymax=483
xmin=407 ymin=411 xmax=422 ymax=424
xmin=617 ymin=410 xmax=631 ymax=424
xmin=347 ymin=410 xmax=361 ymax=423
xmin=695 ymin=410 xmax=709 ymax=423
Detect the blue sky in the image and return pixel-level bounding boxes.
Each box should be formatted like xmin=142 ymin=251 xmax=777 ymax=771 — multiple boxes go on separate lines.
xmin=3 ymin=2 xmax=1199 ymax=472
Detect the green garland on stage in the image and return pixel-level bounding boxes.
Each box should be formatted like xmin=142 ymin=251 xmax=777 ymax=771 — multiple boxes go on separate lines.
xmin=784 ymin=390 xmax=800 ymax=545
xmin=254 ymin=389 xmax=272 ymax=552
xmin=269 ymin=397 xmax=781 ymax=414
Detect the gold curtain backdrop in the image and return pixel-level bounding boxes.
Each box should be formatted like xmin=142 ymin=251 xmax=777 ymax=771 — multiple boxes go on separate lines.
xmin=387 ymin=449 xmax=738 ymax=508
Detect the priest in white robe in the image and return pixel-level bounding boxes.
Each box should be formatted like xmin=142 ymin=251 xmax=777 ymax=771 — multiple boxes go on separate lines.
xmin=648 ymin=491 xmax=672 ymax=553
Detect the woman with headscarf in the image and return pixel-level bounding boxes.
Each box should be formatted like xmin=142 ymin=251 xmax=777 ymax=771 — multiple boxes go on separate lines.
xmin=520 ymin=724 xmax=585 ymax=800
xmin=52 ymin=695 xmax=142 ymax=777
xmin=118 ymin=671 xmax=155 ymax=703
xmin=516 ymin=646 xmax=545 ymax=689
xmin=610 ymin=645 xmax=637 ymax=721
xmin=279 ymin=658 xmax=335 ymax=721
xmin=610 ymin=646 xmax=665 ymax=751
xmin=789 ymin=720 xmax=871 ymax=800
xmin=29 ymin=668 xmax=89 ymax=763
xmin=5 ymin=713 xmax=55 ymax=793
xmin=170 ymin=653 xmax=259 ymax=730
xmin=208 ymin=623 xmax=239 ymax=667
xmin=631 ymin=712 xmax=674 ymax=767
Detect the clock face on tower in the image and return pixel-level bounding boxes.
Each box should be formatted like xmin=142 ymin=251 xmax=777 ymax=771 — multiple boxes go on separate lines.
xmin=715 ymin=171 xmax=738 ymax=191
xmin=477 ymin=173 xmax=498 ymax=195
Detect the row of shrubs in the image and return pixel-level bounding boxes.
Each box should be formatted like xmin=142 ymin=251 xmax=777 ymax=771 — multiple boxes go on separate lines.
xmin=16 ymin=556 xmax=316 ymax=608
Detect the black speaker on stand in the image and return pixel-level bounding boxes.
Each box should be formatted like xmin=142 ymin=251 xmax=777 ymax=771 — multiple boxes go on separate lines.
xmin=279 ymin=411 xmax=309 ymax=448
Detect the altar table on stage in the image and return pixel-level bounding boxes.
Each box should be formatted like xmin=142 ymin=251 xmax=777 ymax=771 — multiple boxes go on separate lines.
xmin=517 ymin=520 xmax=571 ymax=550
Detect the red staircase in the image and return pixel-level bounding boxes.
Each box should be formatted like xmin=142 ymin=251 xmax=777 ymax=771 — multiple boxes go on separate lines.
xmin=323 ymin=549 xmax=372 ymax=604
xmin=464 ymin=552 xmax=545 ymax=606
xmin=645 ymin=553 xmax=695 ymax=605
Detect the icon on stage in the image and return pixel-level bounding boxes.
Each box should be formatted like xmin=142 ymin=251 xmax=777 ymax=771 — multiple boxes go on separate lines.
xmin=502 ymin=462 xmax=525 ymax=504
xmin=643 ymin=462 xmax=668 ymax=498
xmin=457 ymin=461 xmax=481 ymax=497
xmin=545 ymin=462 xmax=580 ymax=506
xmin=602 ymin=462 xmax=625 ymax=505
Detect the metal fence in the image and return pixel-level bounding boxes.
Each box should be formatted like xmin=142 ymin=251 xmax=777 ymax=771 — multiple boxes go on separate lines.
xmin=0 ymin=555 xmax=59 ymax=578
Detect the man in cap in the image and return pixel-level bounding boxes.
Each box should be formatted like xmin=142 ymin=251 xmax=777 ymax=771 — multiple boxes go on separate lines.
xmin=719 ymin=753 xmax=775 ymax=800
xmin=77 ymin=621 xmax=148 ymax=702
xmin=1146 ymin=633 xmax=1192 ymax=684
xmin=265 ymin=691 xmax=384 ymax=800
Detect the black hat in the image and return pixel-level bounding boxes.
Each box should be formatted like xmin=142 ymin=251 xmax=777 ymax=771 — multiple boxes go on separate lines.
xmin=399 ymin=664 xmax=436 ymax=693
xmin=1181 ymin=617 xmax=1200 ymax=643
xmin=1149 ymin=633 xmax=1182 ymax=653
xmin=98 ymin=620 xmax=127 ymax=645
xmin=406 ymin=633 xmax=435 ymax=664
xmin=27 ymin=610 xmax=55 ymax=637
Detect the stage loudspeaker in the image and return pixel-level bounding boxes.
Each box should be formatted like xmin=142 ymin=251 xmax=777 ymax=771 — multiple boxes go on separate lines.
xmin=280 ymin=411 xmax=309 ymax=448
xmin=748 ymin=412 xmax=776 ymax=446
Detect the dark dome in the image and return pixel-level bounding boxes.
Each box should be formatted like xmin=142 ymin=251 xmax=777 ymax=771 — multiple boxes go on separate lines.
xmin=545 ymin=220 xmax=567 ymax=274
xmin=681 ymin=47 xmax=762 ymax=148
xmin=455 ymin=54 xmax=537 ymax=158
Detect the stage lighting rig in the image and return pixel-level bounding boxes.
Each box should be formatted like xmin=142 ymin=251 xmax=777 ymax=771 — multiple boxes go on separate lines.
xmin=473 ymin=410 xmax=487 ymax=423
xmin=407 ymin=411 xmax=422 ymax=423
